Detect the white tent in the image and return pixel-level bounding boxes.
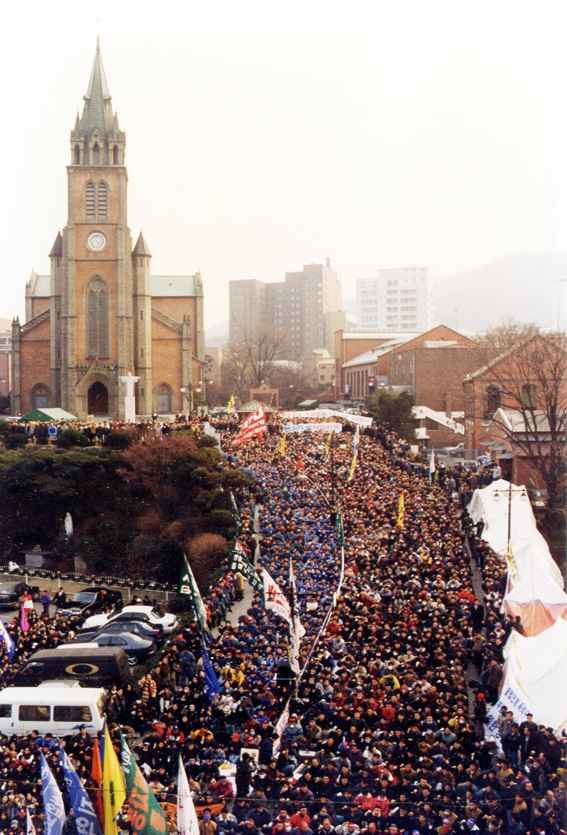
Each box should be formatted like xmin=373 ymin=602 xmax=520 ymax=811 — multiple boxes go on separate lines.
xmin=504 ymin=542 xmax=567 ymax=635
xmin=468 ymin=479 xmax=536 ymax=554
xmin=502 ymin=618 xmax=567 ymax=732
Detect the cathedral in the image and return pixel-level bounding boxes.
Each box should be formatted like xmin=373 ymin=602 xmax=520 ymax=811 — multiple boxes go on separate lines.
xmin=11 ymin=41 xmax=205 ymax=419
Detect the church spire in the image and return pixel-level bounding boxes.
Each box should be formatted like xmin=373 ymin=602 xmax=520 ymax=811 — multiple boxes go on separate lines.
xmin=70 ymin=40 xmax=125 ymax=166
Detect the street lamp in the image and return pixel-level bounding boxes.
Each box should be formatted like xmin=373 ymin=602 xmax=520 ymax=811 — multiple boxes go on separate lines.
xmin=180 ymin=383 xmax=202 ymax=414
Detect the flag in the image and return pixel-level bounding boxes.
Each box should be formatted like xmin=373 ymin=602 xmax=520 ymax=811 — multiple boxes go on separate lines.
xmin=324 ymin=433 xmax=333 ymax=457
xmin=201 ymin=638 xmax=221 ymax=700
xmin=229 ymin=490 xmax=241 ymax=532
xmin=279 ymin=434 xmax=286 ymax=456
xmin=262 ymin=569 xmax=292 ymax=625
xmin=60 ymin=748 xmax=103 ymax=835
xmin=26 ymin=810 xmax=37 ymax=835
xmin=0 ymin=619 xmax=15 ymax=660
xmin=226 ymin=394 xmax=235 ymax=414
xmin=178 ymin=555 xmax=207 ymax=631
xmin=335 ymin=512 xmax=345 ymax=546
xmin=102 ymin=725 xmax=126 ymax=835
xmin=20 ymin=605 xmax=29 ymax=633
xmin=40 ymin=753 xmax=66 ymax=835
xmin=272 ymin=699 xmax=291 ymax=756
xmin=288 ymin=558 xmax=305 ymax=675
xmin=429 ymin=448 xmax=435 ymax=479
xmin=396 ymin=493 xmax=405 ymax=528
xmin=232 ymin=404 xmax=267 ymax=448
xmin=347 ymin=451 xmax=357 ymax=482
xmin=229 ymin=541 xmax=263 ymax=593
xmin=177 ymin=755 xmax=199 ymax=835
xmin=120 ymin=732 xmax=167 ymax=835
xmin=91 ymin=738 xmax=104 ymax=827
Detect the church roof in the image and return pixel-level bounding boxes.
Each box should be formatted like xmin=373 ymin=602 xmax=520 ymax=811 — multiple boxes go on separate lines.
xmin=133 ymin=232 xmax=151 ymax=257
xmin=27 ymin=274 xmax=50 ymax=297
xmin=151 ymin=276 xmax=200 ymax=297
xmin=72 ymin=39 xmax=122 ymax=141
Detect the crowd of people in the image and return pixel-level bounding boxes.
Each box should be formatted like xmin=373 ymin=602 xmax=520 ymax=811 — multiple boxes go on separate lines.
xmin=0 ymin=415 xmax=563 ymax=834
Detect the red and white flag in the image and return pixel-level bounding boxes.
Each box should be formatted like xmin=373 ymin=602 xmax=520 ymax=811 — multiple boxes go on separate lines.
xmin=232 ymin=404 xmax=267 ymax=447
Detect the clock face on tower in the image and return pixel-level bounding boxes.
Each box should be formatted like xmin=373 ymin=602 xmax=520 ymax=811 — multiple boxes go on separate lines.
xmin=87 ymin=231 xmax=107 ymax=252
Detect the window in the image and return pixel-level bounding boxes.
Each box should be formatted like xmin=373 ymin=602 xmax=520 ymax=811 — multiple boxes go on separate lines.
xmin=54 ymin=705 xmax=92 ymax=722
xmin=86 ymin=277 xmax=109 ymax=358
xmin=484 ymin=385 xmax=502 ymax=420
xmin=19 ymin=705 xmax=50 ymax=722
xmin=97 ymin=181 xmax=108 ymax=219
xmin=74 ymin=145 xmax=81 ymax=164
xmin=85 ymin=181 xmax=96 ymax=220
xmin=113 ymin=145 xmax=119 ymax=165
xmin=32 ymin=384 xmax=50 ymax=409
xmin=92 ymin=143 xmax=100 ymax=164
xmin=521 ymin=383 xmax=537 ymax=409
xmin=0 ymin=705 xmax=11 ymax=718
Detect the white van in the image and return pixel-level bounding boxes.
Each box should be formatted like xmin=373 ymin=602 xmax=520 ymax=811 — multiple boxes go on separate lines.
xmin=0 ymin=681 xmax=106 ymax=736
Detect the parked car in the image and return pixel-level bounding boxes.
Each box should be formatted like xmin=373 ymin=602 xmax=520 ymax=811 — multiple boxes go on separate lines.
xmin=0 ymin=582 xmax=39 ymax=610
xmin=82 ymin=604 xmax=178 ymax=634
xmin=75 ymin=619 xmax=163 ymax=644
xmin=55 ymin=587 xmax=123 ymax=617
xmin=69 ymin=632 xmax=156 ymax=666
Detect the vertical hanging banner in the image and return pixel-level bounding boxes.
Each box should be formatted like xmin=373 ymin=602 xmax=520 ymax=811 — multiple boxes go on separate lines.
xmin=120 ymin=732 xmax=168 ymax=835
xmin=177 ymin=755 xmax=200 ymax=835
xmin=40 ymin=754 xmax=66 ymax=835
xmin=179 ymin=555 xmax=208 ymax=631
xmin=60 ymin=748 xmax=103 ymax=835
xmin=232 ymin=404 xmax=267 ymax=447
xmin=229 ymin=541 xmax=263 ymax=593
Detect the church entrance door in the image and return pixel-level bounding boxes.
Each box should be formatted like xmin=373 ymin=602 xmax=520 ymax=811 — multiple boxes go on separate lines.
xmin=88 ymin=382 xmax=109 ymax=415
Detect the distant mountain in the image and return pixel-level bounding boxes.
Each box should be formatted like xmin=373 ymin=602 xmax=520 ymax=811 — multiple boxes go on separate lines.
xmin=205 ymin=319 xmax=229 ymax=347
xmin=432 ymin=252 xmax=567 ymax=333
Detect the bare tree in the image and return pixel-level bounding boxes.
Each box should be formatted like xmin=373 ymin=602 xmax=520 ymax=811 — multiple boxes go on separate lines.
xmin=222 ymin=324 xmax=290 ymax=402
xmin=468 ymin=323 xmax=566 ymax=534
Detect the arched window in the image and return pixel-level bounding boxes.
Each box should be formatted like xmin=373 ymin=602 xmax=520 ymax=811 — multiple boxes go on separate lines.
xmin=92 ymin=143 xmax=100 ymax=164
xmin=86 ymin=277 xmax=109 ymax=358
xmin=97 ymin=181 xmax=108 ymax=219
xmin=85 ymin=181 xmax=96 ymax=220
xmin=484 ymin=385 xmax=502 ymax=420
xmin=74 ymin=145 xmax=81 ymax=164
xmin=112 ymin=145 xmax=119 ymax=165
xmin=156 ymin=383 xmax=172 ymax=414
xmin=31 ymin=384 xmax=50 ymax=409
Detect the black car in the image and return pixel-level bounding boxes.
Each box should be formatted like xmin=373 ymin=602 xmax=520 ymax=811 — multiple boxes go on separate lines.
xmin=0 ymin=582 xmax=39 ymax=610
xmin=75 ymin=620 xmax=163 ymax=644
xmin=70 ymin=632 xmax=156 ymax=665
xmin=55 ymin=586 xmax=123 ymax=617
xmin=98 ymin=619 xmax=164 ymax=643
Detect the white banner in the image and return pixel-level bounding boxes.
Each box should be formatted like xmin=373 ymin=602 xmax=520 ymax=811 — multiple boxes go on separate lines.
xmin=485 ymin=675 xmax=535 ymax=749
xmin=283 ymin=422 xmax=343 ymax=434
xmin=280 ymin=409 xmax=372 ymax=427
xmin=272 ymin=699 xmax=291 ymax=756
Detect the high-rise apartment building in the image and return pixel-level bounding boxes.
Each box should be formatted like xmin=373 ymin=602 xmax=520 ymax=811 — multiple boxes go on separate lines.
xmin=229 ymin=260 xmax=342 ymax=362
xmin=356 ymin=267 xmax=434 ymax=332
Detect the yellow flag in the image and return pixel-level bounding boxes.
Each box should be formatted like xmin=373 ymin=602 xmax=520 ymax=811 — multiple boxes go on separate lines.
xmin=103 ymin=724 xmax=126 ymax=835
xmin=279 ymin=434 xmax=286 ymax=456
xmin=226 ymin=395 xmax=235 ymax=414
xmin=348 ymin=452 xmax=357 ymax=482
xmin=324 ymin=433 xmax=333 ymax=456
xmin=396 ymin=492 xmax=405 ymax=528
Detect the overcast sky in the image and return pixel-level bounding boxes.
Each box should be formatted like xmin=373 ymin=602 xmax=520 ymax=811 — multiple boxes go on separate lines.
xmin=2 ymin=0 xmax=566 ymax=330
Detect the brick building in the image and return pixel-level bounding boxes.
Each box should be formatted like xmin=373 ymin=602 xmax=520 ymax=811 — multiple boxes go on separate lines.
xmin=11 ymin=42 xmax=204 ymax=419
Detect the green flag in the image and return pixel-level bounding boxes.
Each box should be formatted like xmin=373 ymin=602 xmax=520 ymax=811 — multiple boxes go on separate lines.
xmin=179 ymin=554 xmax=208 ymax=630
xmin=229 ymin=540 xmax=263 ymax=593
xmin=119 ymin=732 xmax=168 ymax=835
xmin=335 ymin=512 xmax=345 ymax=547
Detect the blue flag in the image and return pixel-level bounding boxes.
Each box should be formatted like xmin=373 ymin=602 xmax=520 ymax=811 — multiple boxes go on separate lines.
xmin=202 ymin=639 xmax=221 ymax=700
xmin=40 ymin=753 xmax=66 ymax=835
xmin=60 ymin=748 xmax=103 ymax=835
xmin=0 ymin=619 xmax=15 ymax=660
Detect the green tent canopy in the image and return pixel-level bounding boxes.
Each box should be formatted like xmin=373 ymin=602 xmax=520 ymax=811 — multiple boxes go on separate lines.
xmin=19 ymin=407 xmax=78 ymax=422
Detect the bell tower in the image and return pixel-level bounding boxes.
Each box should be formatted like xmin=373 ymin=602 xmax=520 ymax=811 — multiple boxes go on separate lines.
xmin=56 ymin=39 xmax=134 ymax=418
